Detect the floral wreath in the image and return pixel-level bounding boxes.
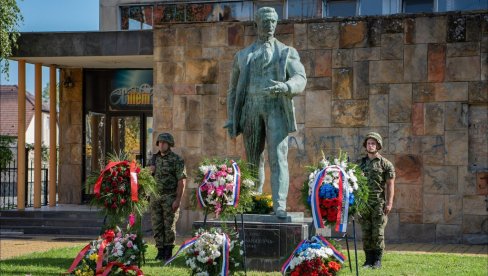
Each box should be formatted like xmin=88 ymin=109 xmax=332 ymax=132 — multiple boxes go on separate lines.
xmin=301 ymin=151 xmax=369 ymax=232
xmin=193 ymin=158 xmax=256 ymax=218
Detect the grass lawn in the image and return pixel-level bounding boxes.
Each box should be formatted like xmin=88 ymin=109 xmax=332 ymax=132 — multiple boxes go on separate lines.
xmin=0 ymin=244 xmax=486 ymax=276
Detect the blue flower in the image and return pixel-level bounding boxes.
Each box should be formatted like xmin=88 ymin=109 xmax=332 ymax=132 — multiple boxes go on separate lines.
xmin=349 ymin=193 xmax=355 ymax=205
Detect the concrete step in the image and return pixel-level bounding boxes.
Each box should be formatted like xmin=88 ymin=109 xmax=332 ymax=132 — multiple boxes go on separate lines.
xmin=0 ymin=217 xmax=105 ymax=228
xmin=0 ymin=210 xmax=103 ymax=220
xmin=2 ymin=225 xmax=103 ymax=236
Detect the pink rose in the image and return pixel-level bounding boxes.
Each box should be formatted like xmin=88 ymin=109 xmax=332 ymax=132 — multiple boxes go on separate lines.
xmin=216 ymin=186 xmax=225 ymax=196
xmin=225 ymin=184 xmax=234 ymax=192
xmin=127 ymin=240 xmax=133 ymax=248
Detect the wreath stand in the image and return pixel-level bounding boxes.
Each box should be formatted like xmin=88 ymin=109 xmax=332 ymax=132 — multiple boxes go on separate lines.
xmin=201 ymin=206 xmax=248 ymax=275
xmin=312 ymin=217 xmax=359 ymax=276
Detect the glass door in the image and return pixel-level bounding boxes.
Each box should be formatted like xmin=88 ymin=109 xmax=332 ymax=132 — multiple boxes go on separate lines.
xmin=110 ymin=116 xmax=142 ymax=162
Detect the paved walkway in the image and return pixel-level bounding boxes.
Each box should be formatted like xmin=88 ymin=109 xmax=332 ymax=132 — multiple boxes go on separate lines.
xmin=1 ymin=235 xmax=486 ymax=260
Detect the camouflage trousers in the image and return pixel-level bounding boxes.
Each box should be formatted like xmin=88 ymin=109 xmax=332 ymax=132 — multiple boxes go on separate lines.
xmin=150 ymin=193 xmax=179 ymax=249
xmin=359 ymin=200 xmax=388 ymax=251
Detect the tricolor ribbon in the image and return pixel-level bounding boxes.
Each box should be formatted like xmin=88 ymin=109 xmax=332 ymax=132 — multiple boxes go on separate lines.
xmin=311 ymin=165 xmax=350 ymax=233
xmin=65 ymin=243 xmax=92 ymax=274
xmin=228 ymin=161 xmax=241 ymax=207
xmin=314 ymin=236 xmax=346 ymax=263
xmin=221 ymin=233 xmax=230 ymax=276
xmin=280 ymin=239 xmax=306 ymax=275
xmin=101 ymin=262 xmax=144 ymax=276
xmin=129 ymin=160 xmax=139 ymax=202
xmin=197 ymin=171 xmax=213 ymax=208
xmin=164 ymin=236 xmax=200 ymax=266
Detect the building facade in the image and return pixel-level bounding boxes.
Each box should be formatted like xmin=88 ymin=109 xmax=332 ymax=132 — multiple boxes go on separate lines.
xmin=9 ymin=0 xmax=488 ymax=243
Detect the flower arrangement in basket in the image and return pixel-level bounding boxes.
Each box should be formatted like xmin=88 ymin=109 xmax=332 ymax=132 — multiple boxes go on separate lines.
xmin=86 ymin=153 xmax=156 ymax=228
xmin=67 ymin=227 xmax=146 ymax=276
xmin=301 ymin=151 xmax=368 ymax=232
xmin=194 ymin=159 xmax=255 ymax=218
xmin=165 ymin=227 xmax=244 ymax=276
xmin=282 ymin=236 xmax=345 ymax=276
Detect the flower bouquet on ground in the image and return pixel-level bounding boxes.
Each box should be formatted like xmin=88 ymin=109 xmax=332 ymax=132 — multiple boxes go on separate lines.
xmin=86 ymin=152 xmax=156 ymax=228
xmin=249 ymin=193 xmax=273 ymax=214
xmin=165 ymin=227 xmax=244 ymax=276
xmin=301 ymin=151 xmax=368 ymax=232
xmin=194 ymin=158 xmax=256 ymax=218
xmin=67 ymin=227 xmax=145 ymax=276
xmin=282 ymin=236 xmax=345 ymax=276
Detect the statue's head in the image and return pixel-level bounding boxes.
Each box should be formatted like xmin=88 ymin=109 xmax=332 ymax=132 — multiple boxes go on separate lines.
xmin=255 ymin=7 xmax=278 ymax=39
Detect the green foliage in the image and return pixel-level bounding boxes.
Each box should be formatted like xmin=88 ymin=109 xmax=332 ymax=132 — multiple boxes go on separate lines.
xmin=25 ymin=142 xmax=50 ymax=162
xmin=0 ymin=135 xmax=15 ymax=170
xmin=0 ymin=0 xmax=23 ymax=78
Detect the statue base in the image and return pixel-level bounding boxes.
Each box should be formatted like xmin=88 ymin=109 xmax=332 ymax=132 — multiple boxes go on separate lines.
xmin=193 ymin=212 xmax=311 ymax=272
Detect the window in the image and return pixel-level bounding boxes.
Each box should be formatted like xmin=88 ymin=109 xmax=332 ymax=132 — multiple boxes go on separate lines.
xmin=403 ymin=0 xmax=434 ymax=13
xmin=120 ymin=5 xmax=153 ymax=30
xmin=437 ymin=0 xmax=488 ymax=11
xmin=288 ymin=0 xmax=322 ymax=19
xmin=360 ymin=0 xmax=383 ymax=15
xmin=327 ymin=0 xmax=358 ymax=17
xmin=254 ymin=1 xmax=285 ymax=19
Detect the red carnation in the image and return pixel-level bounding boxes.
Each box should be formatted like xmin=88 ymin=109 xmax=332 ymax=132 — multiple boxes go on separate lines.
xmin=120 ymin=198 xmax=126 ymax=205
xmin=207 ymin=259 xmax=213 ymax=265
xmin=103 ymin=229 xmax=115 ymax=242
xmin=111 ymin=170 xmax=116 ymax=176
xmin=111 ymin=203 xmax=118 ymax=209
xmin=320 ymin=208 xmax=328 ymax=217
xmin=136 ymin=167 xmax=141 ymax=173
xmin=104 ymin=187 xmax=110 ymax=192
xmin=327 ymin=213 xmax=337 ymax=222
xmin=328 ymin=261 xmax=341 ymax=272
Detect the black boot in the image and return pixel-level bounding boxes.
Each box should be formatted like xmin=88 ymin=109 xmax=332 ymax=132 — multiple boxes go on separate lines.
xmin=372 ymin=249 xmax=383 ymax=269
xmin=155 ymin=248 xmax=164 ymax=261
xmin=163 ymin=245 xmax=174 ymax=262
xmin=362 ymin=250 xmax=374 ymax=268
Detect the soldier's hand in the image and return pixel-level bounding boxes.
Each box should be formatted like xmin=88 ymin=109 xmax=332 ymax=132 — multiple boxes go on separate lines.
xmin=264 ymin=80 xmax=289 ymax=95
xmin=384 ymin=203 xmax=392 ymax=215
xmin=172 ymin=200 xmax=180 ymax=212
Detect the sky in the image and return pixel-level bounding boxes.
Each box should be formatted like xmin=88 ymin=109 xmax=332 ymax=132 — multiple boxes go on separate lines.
xmin=0 ymin=0 xmax=99 ymax=94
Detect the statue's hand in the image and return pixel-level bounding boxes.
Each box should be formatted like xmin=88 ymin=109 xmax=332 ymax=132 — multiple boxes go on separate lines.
xmin=223 ymin=120 xmax=236 ymax=138
xmin=264 ymin=80 xmax=289 ymax=96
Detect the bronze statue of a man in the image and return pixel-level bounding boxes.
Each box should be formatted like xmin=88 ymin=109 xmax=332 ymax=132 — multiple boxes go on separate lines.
xmin=224 ymin=7 xmax=307 ymax=218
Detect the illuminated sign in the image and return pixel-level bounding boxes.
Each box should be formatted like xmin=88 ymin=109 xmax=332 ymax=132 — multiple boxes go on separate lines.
xmin=109 ymin=83 xmax=153 ymax=109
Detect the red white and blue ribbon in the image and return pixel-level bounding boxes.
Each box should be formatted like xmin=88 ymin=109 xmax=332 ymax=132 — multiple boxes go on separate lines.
xmin=311 ymin=165 xmax=350 ymax=232
xmin=196 ymin=170 xmax=213 ymax=208
xmin=221 ymin=233 xmax=230 ymax=276
xmin=280 ymin=239 xmax=306 ymax=275
xmin=129 ymin=160 xmax=139 ymax=202
xmin=314 ymin=236 xmax=346 ymax=263
xmin=228 ymin=161 xmax=241 ymax=207
xmin=311 ymin=168 xmax=327 ymax=228
xmin=335 ymin=168 xmax=350 ymax=233
xmin=164 ymin=236 xmax=200 ymax=266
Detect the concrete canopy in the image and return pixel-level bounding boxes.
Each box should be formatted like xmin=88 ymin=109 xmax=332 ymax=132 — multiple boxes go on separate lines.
xmin=10 ymin=30 xmax=153 ymax=68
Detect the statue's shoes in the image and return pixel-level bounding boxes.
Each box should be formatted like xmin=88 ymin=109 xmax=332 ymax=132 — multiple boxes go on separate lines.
xmin=276 ymin=210 xmax=287 ymax=219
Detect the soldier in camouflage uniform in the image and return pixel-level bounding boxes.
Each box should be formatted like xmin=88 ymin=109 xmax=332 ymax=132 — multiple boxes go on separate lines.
xmin=358 ymin=132 xmax=395 ymax=269
xmin=149 ymin=133 xmax=186 ymax=262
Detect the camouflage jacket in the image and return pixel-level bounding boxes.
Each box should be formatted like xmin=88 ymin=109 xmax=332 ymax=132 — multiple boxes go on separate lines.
xmin=358 ymin=155 xmax=395 ymax=202
xmin=149 ymin=150 xmax=186 ymax=194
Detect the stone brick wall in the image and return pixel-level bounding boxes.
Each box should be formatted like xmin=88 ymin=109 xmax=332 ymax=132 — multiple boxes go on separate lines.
xmin=58 ymin=69 xmax=83 ymax=204
xmin=153 ymin=12 xmax=488 ymax=243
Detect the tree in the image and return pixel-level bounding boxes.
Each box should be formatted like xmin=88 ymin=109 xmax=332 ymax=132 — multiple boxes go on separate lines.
xmin=0 ymin=135 xmax=15 ymax=170
xmin=42 ymin=82 xmax=60 ymax=103
xmin=0 ymin=0 xmax=23 ymax=79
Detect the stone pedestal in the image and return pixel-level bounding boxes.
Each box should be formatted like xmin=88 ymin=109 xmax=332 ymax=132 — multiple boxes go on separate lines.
xmin=193 ymin=212 xmax=311 ymax=272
